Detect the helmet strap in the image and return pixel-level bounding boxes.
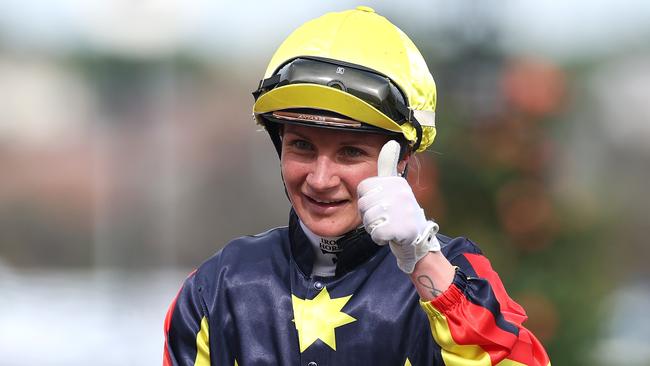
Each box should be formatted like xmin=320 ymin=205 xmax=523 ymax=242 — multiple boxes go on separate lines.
xmin=264 ymin=120 xmax=283 ymax=158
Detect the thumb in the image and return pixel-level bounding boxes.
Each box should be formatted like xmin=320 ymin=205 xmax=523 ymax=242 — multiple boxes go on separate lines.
xmin=377 ymin=140 xmax=401 ymax=177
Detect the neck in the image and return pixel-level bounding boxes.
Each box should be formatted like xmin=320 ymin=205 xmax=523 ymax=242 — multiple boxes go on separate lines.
xmin=288 ymin=209 xmax=383 ymax=277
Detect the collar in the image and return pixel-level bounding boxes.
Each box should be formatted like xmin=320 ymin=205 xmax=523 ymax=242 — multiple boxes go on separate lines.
xmin=299 ymin=220 xmax=341 ymax=277
xmin=288 ymin=209 xmax=382 ymax=277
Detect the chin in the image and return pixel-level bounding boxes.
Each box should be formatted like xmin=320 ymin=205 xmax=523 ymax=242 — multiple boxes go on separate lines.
xmin=305 ymin=217 xmax=359 ymax=237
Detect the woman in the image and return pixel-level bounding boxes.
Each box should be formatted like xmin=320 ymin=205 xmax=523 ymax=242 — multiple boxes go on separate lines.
xmin=164 ymin=7 xmax=551 ymax=366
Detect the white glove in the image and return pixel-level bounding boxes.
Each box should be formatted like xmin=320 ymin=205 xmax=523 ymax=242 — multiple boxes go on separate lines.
xmin=357 ymin=140 xmax=440 ymax=274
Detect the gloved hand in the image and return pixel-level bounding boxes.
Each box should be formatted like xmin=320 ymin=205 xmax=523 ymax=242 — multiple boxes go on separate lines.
xmin=357 ymin=140 xmax=440 ymax=274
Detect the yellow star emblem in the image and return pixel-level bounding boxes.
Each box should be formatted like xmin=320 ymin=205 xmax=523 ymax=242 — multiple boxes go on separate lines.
xmin=291 ymin=287 xmax=357 ymax=352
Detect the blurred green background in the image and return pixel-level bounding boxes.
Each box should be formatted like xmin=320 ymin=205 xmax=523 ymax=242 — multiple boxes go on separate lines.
xmin=1 ymin=1 xmax=649 ymax=365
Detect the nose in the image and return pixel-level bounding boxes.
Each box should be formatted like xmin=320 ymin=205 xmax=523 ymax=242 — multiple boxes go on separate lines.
xmin=306 ymin=155 xmax=341 ymax=191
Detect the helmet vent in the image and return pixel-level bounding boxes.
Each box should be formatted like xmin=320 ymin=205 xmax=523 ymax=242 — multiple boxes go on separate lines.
xmin=326 ymin=80 xmax=347 ymax=92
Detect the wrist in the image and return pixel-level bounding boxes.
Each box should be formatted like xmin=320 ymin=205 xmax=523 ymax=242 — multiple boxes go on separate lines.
xmin=395 ymin=220 xmax=441 ymax=274
xmin=409 ymin=252 xmax=456 ymax=300
xmin=413 ymin=220 xmax=440 ymax=253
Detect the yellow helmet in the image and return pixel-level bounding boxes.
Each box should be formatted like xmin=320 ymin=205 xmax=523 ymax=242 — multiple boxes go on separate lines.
xmin=252 ymin=6 xmax=437 ymax=153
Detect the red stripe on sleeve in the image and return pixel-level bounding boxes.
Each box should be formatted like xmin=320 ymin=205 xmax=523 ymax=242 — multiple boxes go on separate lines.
xmin=462 ymin=254 xmax=551 ymax=366
xmin=163 ymin=287 xmax=182 ymax=366
xmin=464 ymin=253 xmax=527 ymax=324
xmin=433 ymin=284 xmax=519 ymax=364
xmin=163 ymin=269 xmax=197 ymax=366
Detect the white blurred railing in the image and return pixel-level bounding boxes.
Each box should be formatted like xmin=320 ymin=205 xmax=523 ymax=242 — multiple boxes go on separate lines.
xmin=0 ymin=265 xmax=188 ymax=366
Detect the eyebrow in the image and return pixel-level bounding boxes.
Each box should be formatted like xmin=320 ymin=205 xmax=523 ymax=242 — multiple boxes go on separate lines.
xmin=338 ymin=139 xmax=377 ymax=148
xmin=282 ymin=130 xmax=311 ymax=141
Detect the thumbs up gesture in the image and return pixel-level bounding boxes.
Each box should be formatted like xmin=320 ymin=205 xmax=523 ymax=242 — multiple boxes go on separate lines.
xmin=357 ymin=140 xmax=440 ymax=273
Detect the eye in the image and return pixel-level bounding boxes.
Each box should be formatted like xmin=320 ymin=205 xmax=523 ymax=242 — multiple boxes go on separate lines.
xmin=288 ymin=139 xmax=314 ymax=151
xmin=340 ymin=146 xmax=366 ymax=158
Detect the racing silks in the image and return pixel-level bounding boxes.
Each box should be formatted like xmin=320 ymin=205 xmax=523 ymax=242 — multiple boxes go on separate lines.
xmin=164 ymin=211 xmax=551 ymax=366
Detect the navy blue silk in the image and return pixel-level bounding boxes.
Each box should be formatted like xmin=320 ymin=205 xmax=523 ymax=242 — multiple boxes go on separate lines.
xmin=166 ymin=210 xmax=482 ymax=365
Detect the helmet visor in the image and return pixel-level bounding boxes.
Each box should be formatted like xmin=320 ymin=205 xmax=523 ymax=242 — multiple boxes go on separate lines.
xmin=253 ymin=57 xmax=411 ymax=125
xmin=262 ymin=108 xmax=403 ymax=135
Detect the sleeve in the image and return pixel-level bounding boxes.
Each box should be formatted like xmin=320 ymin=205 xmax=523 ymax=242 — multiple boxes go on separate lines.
xmin=420 ymin=252 xmax=551 ymax=366
xmin=163 ymin=270 xmax=211 ymax=366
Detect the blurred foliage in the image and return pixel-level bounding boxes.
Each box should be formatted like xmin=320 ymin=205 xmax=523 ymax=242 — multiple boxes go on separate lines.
xmin=410 ymin=47 xmax=614 ymax=364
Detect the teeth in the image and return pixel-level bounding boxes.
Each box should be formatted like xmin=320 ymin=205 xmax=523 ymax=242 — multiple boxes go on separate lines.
xmin=315 ymin=198 xmax=338 ymax=204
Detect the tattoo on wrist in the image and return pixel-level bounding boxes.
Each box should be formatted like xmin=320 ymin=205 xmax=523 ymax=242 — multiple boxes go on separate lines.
xmin=416 ymin=275 xmax=443 ymax=297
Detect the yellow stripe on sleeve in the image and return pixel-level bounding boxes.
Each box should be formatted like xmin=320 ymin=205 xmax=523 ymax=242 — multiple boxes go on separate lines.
xmin=420 ymin=301 xmax=493 ymax=366
xmin=194 ymin=316 xmax=210 ymax=366
xmin=495 ymin=359 xmax=526 ymax=366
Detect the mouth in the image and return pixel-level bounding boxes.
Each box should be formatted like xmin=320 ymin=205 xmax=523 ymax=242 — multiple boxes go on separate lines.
xmin=304 ymin=194 xmax=349 ymax=209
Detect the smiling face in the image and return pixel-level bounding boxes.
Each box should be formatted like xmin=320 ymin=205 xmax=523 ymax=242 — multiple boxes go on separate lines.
xmin=281 ymin=123 xmax=402 ymax=237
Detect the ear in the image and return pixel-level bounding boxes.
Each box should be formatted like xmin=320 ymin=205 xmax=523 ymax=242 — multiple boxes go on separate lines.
xmin=397 ymin=152 xmax=411 ymax=176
